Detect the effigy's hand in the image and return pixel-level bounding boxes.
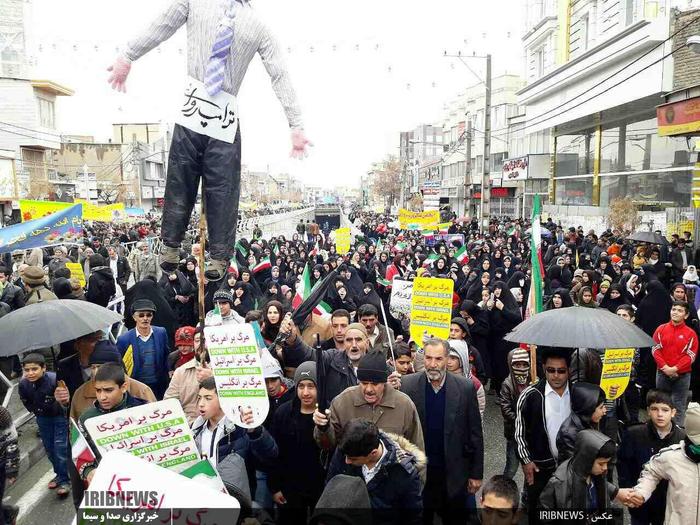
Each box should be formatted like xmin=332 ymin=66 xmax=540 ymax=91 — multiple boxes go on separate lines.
xmin=290 ymin=128 xmax=313 ymax=159
xmin=107 ymin=56 xmax=132 ymax=93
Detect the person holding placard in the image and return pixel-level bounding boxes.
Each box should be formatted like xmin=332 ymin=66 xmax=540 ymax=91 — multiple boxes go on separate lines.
xmin=77 ymin=363 xmax=149 ymax=486
xmin=191 ymin=377 xmax=278 ymax=496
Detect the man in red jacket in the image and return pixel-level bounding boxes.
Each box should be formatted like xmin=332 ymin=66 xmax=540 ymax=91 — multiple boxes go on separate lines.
xmin=653 ymin=300 xmax=698 ymax=425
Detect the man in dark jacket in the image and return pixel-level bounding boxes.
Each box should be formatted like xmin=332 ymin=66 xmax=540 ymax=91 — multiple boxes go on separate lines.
xmin=106 ymin=246 xmax=130 ymax=295
xmin=0 ymin=267 xmax=25 ymax=311
xmin=400 ymin=337 xmax=484 ymax=525
xmin=326 ymin=418 xmax=426 ymax=525
xmin=515 ymin=347 xmax=572 ymax=522
xmin=497 ymin=348 xmax=531 ymax=480
xmin=617 ymin=389 xmax=685 ymax=525
xmin=268 ymin=362 xmax=325 ymax=525
xmin=85 ymin=254 xmax=116 ymax=308
xmin=280 ymin=319 xmax=369 ymax=407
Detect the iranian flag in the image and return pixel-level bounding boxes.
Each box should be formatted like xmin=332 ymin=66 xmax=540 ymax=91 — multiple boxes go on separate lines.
xmin=180 ymin=459 xmax=227 ymax=493
xmin=526 ymin=195 xmax=544 ymax=319
xmin=235 ymin=241 xmax=248 ymax=258
xmin=376 ymin=277 xmax=390 ymax=287
xmin=252 ymin=256 xmax=271 ymax=274
xmin=395 ymin=241 xmax=407 ymax=252
xmin=293 ymin=264 xmax=332 ymax=318
xmin=310 ymin=241 xmax=319 ymax=258
xmin=455 ymin=245 xmax=469 ymax=264
xmin=70 ymin=419 xmax=96 ymax=478
xmin=438 ymin=222 xmax=451 ymax=234
xmin=422 ymin=253 xmax=439 ymax=267
xmin=273 ymin=244 xmax=280 ymax=257
xmin=228 ymin=255 xmax=239 ymax=277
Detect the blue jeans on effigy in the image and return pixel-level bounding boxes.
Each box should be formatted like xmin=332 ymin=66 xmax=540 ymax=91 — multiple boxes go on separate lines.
xmin=656 ymin=371 xmax=691 ymax=426
xmin=36 ymin=415 xmax=69 ymax=485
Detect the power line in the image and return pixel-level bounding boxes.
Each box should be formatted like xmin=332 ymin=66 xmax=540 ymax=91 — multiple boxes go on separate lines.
xmin=0 ymin=120 xmax=63 ymax=139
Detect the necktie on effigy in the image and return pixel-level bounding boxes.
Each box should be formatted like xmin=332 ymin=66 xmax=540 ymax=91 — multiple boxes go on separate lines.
xmin=205 ymin=0 xmax=238 ymax=97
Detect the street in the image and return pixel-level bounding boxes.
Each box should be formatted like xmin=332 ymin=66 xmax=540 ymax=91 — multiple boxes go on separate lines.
xmin=7 ymin=394 xmax=520 ymax=524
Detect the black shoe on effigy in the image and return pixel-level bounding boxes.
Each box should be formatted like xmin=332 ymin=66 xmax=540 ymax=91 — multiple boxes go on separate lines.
xmin=204 ymin=259 xmax=227 ymax=281
xmin=160 ymin=245 xmax=180 ymax=273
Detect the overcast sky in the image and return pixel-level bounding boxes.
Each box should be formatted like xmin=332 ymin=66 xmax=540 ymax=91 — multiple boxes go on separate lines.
xmin=28 ymin=0 xmax=525 ymax=187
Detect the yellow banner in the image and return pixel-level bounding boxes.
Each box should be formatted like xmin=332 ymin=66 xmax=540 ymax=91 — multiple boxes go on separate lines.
xmin=335 ymin=227 xmax=351 ymax=255
xmin=410 ymin=277 xmax=454 ymax=344
xmin=65 ymin=262 xmax=86 ymax=289
xmin=399 ymin=209 xmax=439 ymax=230
xmin=20 ymin=199 xmax=126 ymax=223
xmin=600 ymin=348 xmax=635 ymax=400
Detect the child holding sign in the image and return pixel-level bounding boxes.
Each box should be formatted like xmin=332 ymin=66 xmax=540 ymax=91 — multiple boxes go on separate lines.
xmin=191 ymin=377 xmax=278 ymax=496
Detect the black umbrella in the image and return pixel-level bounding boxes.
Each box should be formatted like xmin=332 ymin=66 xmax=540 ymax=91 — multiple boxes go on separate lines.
xmin=0 ymin=300 xmax=123 ymax=356
xmin=626 ymin=231 xmax=667 ymax=245
xmin=503 ymin=306 xmax=654 ymax=349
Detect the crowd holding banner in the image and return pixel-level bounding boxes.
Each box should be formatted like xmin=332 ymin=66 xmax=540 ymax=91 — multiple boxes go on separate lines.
xmin=3 ymin=200 xmax=700 ymax=524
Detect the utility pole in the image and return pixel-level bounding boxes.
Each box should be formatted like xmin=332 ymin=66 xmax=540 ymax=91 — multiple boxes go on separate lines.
xmin=480 ymin=53 xmax=492 ymax=231
xmin=464 ymin=120 xmax=472 ymax=218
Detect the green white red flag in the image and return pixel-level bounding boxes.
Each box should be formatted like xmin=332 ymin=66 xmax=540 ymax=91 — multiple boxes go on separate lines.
xmin=228 ymin=255 xmax=239 ymax=277
xmin=422 ymin=253 xmax=439 ymax=268
xmin=70 ymin=419 xmax=96 ymax=479
xmin=526 ymin=195 xmax=544 ymax=319
xmin=252 ymin=256 xmax=271 ymax=274
xmin=455 ymin=245 xmax=469 ymax=264
xmin=293 ymin=264 xmax=332 ymax=318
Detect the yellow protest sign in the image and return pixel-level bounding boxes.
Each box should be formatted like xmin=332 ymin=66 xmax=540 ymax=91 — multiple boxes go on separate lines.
xmin=398 ymin=209 xmax=439 ymax=230
xmin=409 ymin=277 xmax=454 ymax=344
xmin=600 ymin=348 xmax=635 ymax=400
xmin=20 ymin=199 xmax=126 ymax=223
xmin=65 ymin=262 xmax=86 ymax=288
xmin=335 ymin=227 xmax=351 ymax=255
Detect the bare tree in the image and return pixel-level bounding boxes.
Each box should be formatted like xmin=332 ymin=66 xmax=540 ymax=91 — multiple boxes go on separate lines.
xmin=371 ymin=156 xmax=401 ymax=208
xmin=608 ymin=197 xmax=640 ymax=233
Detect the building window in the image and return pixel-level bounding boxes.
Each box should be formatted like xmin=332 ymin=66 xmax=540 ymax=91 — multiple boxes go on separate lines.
xmin=37 ymin=97 xmax=55 ymax=129
xmin=535 ymin=47 xmax=545 ymax=78
xmin=555 ymin=177 xmax=593 ymax=206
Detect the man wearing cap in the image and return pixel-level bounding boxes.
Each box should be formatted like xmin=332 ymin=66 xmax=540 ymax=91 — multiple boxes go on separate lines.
xmin=116 ymin=299 xmax=170 ymax=399
xmin=400 ymin=337 xmax=484 ymax=523
xmin=205 ymin=289 xmax=245 ymax=325
xmin=279 ymin=319 xmax=370 ymax=407
xmin=269 ymin=362 xmax=326 ymax=524
xmin=630 ymin=402 xmax=700 ymax=522
xmin=313 ymin=351 xmax=424 ymax=452
xmin=23 ymin=266 xmax=58 ymax=305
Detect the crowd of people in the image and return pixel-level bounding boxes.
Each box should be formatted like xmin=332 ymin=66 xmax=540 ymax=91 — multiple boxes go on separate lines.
xmin=1 ymin=208 xmax=700 ymax=524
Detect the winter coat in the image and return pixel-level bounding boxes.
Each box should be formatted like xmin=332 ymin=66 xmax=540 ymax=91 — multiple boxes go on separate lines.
xmin=19 ymin=371 xmax=63 ymax=417
xmin=25 ymin=284 xmax=58 ymax=305
xmin=368 ymin=323 xmax=396 ymax=357
xmin=116 ymin=327 xmax=170 ymax=395
xmin=268 ymin=396 xmax=325 ymax=500
xmin=86 ymin=266 xmax=116 ymax=307
xmin=315 ymin=382 xmax=424 ymax=452
xmin=0 ymin=282 xmax=25 ymax=311
xmin=159 ymin=271 xmax=196 ymax=327
xmin=555 ymin=382 xmax=604 ymax=463
xmin=634 ymin=440 xmax=700 ymax=525
xmin=163 ymin=359 xmax=201 ymax=423
xmin=326 ymin=431 xmax=426 ymax=525
xmin=636 ymin=280 xmax=672 ymax=337
xmin=282 ymin=337 xmax=358 ymax=407
xmin=191 ymin=415 xmax=278 ymax=471
xmin=618 ymin=421 xmax=685 ymax=525
xmin=69 ymin=377 xmax=155 ymax=423
xmin=497 ymin=349 xmax=529 ymax=440
xmin=400 ymin=371 xmax=484 ymax=497
xmin=540 ymin=430 xmax=619 ymax=512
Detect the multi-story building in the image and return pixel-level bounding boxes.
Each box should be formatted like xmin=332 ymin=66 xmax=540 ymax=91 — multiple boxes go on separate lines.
xmin=397 ymin=124 xmax=443 ymax=210
xmin=517 ymin=0 xmax=700 ymax=226
xmin=442 ymin=74 xmax=525 ymax=217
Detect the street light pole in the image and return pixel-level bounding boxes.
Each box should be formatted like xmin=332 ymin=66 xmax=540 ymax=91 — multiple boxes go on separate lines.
xmin=464 ymin=120 xmax=472 ymax=218
xmin=480 ymin=54 xmax=492 ymax=230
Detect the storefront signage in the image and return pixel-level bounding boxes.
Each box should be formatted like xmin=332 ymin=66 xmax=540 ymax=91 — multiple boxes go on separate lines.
xmin=657 ymin=97 xmax=700 ymax=136
xmin=502 ymin=156 xmax=528 ymax=181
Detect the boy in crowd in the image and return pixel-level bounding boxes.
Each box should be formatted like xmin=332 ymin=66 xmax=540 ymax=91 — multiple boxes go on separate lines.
xmin=19 ymin=353 xmax=70 ymax=497
xmin=480 ymin=475 xmax=520 ymax=525
xmin=191 ymin=377 xmax=278 ymax=499
xmin=77 ymin=363 xmax=149 ymax=485
xmin=539 ymin=429 xmax=636 ymax=513
xmin=617 ymin=389 xmax=685 ymax=525
xmin=389 ymin=343 xmax=414 ymax=376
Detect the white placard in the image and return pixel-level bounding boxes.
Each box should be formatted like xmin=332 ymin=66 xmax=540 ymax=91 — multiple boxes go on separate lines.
xmin=389 ymin=279 xmax=414 ymax=319
xmin=205 ymin=324 xmax=270 ymax=429
xmin=80 ymin=451 xmax=239 ymax=516
xmin=83 ymin=398 xmax=200 ymax=473
xmin=175 ymin=76 xmax=239 ymax=144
